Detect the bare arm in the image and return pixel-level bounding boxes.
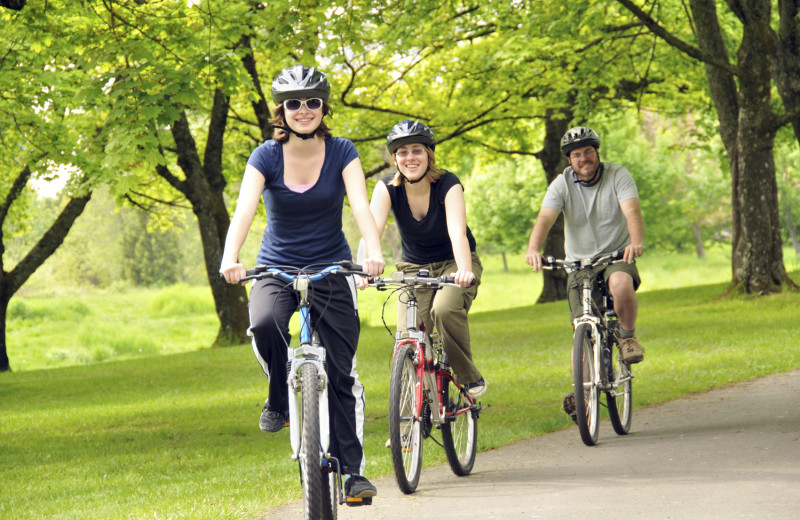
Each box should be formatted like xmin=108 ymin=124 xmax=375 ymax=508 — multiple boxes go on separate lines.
xmin=524 ymin=206 xmax=559 ymax=271
xmin=343 ymin=157 xmax=385 ymax=277
xmin=219 ymin=165 xmax=265 ymax=283
xmin=620 ymin=198 xmax=644 ymax=263
xmin=443 ymin=185 xmax=474 ymax=288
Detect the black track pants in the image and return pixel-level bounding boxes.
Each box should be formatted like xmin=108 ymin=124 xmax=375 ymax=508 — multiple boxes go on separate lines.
xmin=248 ymin=274 xmax=366 ymax=475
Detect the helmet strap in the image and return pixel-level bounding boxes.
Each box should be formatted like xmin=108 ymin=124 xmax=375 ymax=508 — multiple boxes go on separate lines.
xmin=279 ymin=125 xmax=318 ymax=141
xmin=401 ymin=167 xmax=430 ymax=184
xmin=572 ymin=163 xmax=604 ymax=187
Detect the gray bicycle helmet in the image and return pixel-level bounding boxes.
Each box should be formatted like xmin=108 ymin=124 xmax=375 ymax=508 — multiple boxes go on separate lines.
xmin=270 ymin=65 xmax=331 ymax=104
xmin=386 ymin=120 xmax=436 ymax=154
xmin=560 ymin=126 xmax=601 ymax=157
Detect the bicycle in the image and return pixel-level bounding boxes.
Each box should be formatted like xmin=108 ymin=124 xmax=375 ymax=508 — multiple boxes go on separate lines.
xmin=368 ymin=270 xmax=485 ymax=494
xmin=541 ymin=250 xmax=634 ymax=446
xmin=238 ymin=261 xmax=372 ymax=520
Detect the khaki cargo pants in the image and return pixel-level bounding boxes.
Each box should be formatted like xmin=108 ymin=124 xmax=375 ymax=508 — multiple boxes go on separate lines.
xmin=395 ymin=252 xmax=483 ymax=385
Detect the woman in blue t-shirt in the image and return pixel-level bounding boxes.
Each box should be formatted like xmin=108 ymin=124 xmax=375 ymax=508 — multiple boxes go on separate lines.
xmin=219 ymin=65 xmax=384 ymax=499
xmin=359 ymin=120 xmax=486 ymax=399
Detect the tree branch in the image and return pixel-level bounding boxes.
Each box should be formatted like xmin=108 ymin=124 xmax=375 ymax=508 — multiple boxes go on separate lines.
xmin=615 ymin=0 xmax=739 ymax=75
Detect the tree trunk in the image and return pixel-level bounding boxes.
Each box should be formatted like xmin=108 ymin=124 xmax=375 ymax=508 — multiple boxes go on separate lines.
xmin=786 ymin=203 xmax=800 ymax=255
xmin=689 ymin=0 xmax=796 ymax=294
xmin=728 ymin=1 xmax=792 ymax=294
xmin=501 ymin=251 xmax=508 ymax=273
xmin=0 ymin=168 xmax=92 ymax=372
xmin=157 ymin=94 xmax=250 ymax=345
xmin=536 ymin=108 xmax=571 ymax=303
xmin=692 ymin=222 xmax=706 ymax=259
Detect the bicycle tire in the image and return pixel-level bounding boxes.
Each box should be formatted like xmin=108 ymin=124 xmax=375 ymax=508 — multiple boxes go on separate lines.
xmin=607 ymin=340 xmax=633 ymax=435
xmin=573 ymin=323 xmax=599 ymax=446
xmin=299 ymin=363 xmax=326 ymax=520
xmin=388 ymin=344 xmax=423 ymax=494
xmin=321 ymin=467 xmax=337 ymax=520
xmin=440 ymin=376 xmax=477 ymax=476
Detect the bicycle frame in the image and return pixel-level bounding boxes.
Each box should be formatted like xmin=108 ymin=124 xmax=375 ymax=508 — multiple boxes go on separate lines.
xmin=286 ymin=275 xmax=330 ymax=461
xmin=390 ymin=273 xmax=470 ymax=425
xmin=241 ymin=262 xmax=371 ymax=512
xmin=556 ymin=254 xmax=633 ymax=393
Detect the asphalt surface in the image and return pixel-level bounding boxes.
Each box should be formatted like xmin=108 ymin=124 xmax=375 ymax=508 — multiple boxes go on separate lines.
xmin=261 ymin=369 xmax=800 ymax=519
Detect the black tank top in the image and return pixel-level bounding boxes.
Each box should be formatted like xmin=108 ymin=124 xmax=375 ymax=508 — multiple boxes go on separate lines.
xmin=381 ymin=171 xmax=477 ymax=264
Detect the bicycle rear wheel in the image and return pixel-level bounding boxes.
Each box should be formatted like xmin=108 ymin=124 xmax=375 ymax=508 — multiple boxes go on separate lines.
xmin=607 ymin=342 xmax=633 ymax=435
xmin=573 ymin=323 xmax=599 ymax=446
xmin=440 ymin=376 xmax=477 ymax=476
xmin=388 ymin=344 xmax=423 ymax=494
xmin=299 ymin=363 xmax=327 ymax=520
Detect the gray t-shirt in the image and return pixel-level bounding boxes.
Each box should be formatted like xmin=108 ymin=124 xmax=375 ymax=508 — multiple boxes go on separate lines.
xmin=542 ymin=162 xmax=639 ymax=261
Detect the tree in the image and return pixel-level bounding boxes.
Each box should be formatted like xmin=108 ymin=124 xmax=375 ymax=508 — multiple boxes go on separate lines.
xmin=615 ymin=0 xmax=798 ymax=294
xmin=1 ymin=6 xmax=100 ymax=372
xmin=0 ymin=166 xmax=91 ymax=372
xmin=465 ymin=157 xmax=542 ymax=271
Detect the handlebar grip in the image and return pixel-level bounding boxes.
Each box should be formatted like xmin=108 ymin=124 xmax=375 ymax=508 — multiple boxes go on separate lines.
xmin=440 ymin=276 xmax=456 ymax=284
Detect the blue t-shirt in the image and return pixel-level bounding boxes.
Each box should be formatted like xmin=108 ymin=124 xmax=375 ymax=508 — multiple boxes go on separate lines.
xmin=381 ymin=171 xmax=477 ymax=264
xmin=247 ymin=137 xmax=358 ymax=266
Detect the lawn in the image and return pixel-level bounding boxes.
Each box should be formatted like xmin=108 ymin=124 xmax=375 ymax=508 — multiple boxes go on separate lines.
xmin=2 ymin=249 xmax=799 ymax=519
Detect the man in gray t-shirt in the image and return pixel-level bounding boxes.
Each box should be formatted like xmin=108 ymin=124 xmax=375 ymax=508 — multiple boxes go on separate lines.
xmin=525 ymin=127 xmax=645 ymax=367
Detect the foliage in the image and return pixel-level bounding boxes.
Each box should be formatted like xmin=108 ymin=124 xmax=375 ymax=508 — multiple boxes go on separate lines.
xmin=465 ymin=156 xmax=543 ymax=254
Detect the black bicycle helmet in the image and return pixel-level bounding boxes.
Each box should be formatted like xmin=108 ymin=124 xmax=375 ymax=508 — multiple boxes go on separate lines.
xmin=386 ymin=120 xmax=436 ymax=154
xmin=560 ymin=126 xmax=601 ymax=157
xmin=270 ymin=65 xmax=331 ymax=104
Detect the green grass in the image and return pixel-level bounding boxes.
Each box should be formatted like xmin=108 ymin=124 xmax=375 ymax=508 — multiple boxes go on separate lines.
xmin=2 ymin=250 xmax=800 ymax=519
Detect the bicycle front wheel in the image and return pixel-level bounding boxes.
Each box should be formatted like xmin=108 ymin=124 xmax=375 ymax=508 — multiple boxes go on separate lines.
xmin=321 ymin=466 xmax=337 ymax=520
xmin=607 ymin=342 xmax=633 ymax=435
xmin=440 ymin=376 xmax=477 ymax=476
xmin=388 ymin=344 xmax=423 ymax=494
xmin=573 ymin=323 xmax=599 ymax=446
xmin=299 ymin=363 xmax=326 ymax=520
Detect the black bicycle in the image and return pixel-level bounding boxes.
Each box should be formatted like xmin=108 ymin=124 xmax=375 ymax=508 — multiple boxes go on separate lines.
xmin=542 ymin=250 xmax=633 ymax=446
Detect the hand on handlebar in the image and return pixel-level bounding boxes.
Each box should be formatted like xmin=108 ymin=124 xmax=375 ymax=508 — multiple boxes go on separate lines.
xmin=623 ymin=243 xmax=644 ymax=264
xmin=448 ymin=269 xmax=475 ymax=288
xmin=354 ymin=256 xmax=384 ymax=290
xmin=525 ymin=250 xmax=544 ymax=272
xmin=219 ymin=261 xmax=247 ymax=285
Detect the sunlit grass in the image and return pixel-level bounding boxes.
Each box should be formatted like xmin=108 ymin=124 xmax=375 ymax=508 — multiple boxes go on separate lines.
xmin=2 ymin=259 xmax=799 ymax=519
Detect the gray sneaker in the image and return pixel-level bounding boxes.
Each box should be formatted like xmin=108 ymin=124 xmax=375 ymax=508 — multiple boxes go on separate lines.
xmin=259 ymin=405 xmax=289 ymax=433
xmin=465 ymin=377 xmax=487 ymax=399
xmin=344 ymin=475 xmax=377 ymax=498
xmin=619 ymin=337 xmax=645 ymax=364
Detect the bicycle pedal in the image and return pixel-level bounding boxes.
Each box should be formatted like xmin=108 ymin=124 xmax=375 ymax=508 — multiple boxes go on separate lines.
xmin=345 ymin=497 xmax=372 ymax=507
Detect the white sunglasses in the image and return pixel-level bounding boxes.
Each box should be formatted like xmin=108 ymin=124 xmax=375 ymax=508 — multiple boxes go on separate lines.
xmin=282 ymin=98 xmax=324 ymax=112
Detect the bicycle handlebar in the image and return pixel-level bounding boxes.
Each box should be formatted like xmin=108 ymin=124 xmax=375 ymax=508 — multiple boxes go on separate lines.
xmin=367 ymin=271 xmax=470 ymax=290
xmin=221 ymin=260 xmax=371 ymax=283
xmin=541 ymin=249 xmax=626 ymax=272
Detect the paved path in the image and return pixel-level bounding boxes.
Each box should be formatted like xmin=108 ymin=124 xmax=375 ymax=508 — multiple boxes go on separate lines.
xmin=262 ymin=370 xmax=800 ymax=519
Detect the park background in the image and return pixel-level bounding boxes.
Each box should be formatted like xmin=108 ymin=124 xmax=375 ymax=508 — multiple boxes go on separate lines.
xmin=2 ymin=1 xmax=800 ymax=519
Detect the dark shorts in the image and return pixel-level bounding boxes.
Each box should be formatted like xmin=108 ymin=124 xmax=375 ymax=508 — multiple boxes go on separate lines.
xmin=567 ymin=261 xmax=641 ymax=322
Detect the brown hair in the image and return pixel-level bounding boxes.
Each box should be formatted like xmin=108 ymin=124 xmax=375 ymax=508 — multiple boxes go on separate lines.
xmin=269 ymin=102 xmax=334 ymax=143
xmin=389 ymin=145 xmax=445 ymax=186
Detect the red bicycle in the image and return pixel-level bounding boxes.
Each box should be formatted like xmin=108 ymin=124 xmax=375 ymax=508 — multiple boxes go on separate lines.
xmin=369 ymin=270 xmax=484 ymax=494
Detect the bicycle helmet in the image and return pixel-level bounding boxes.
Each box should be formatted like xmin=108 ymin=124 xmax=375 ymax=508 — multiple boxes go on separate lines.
xmin=386 ymin=120 xmax=436 ymax=154
xmin=560 ymin=126 xmax=601 ymax=157
xmin=270 ymin=65 xmax=331 ymax=104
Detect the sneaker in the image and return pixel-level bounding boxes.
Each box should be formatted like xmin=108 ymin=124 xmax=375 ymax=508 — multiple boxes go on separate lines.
xmin=259 ymin=405 xmax=289 ymax=433
xmin=344 ymin=475 xmax=378 ymax=498
xmin=562 ymin=392 xmax=578 ymax=424
xmin=619 ymin=337 xmax=645 ymax=364
xmin=464 ymin=377 xmax=487 ymax=399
